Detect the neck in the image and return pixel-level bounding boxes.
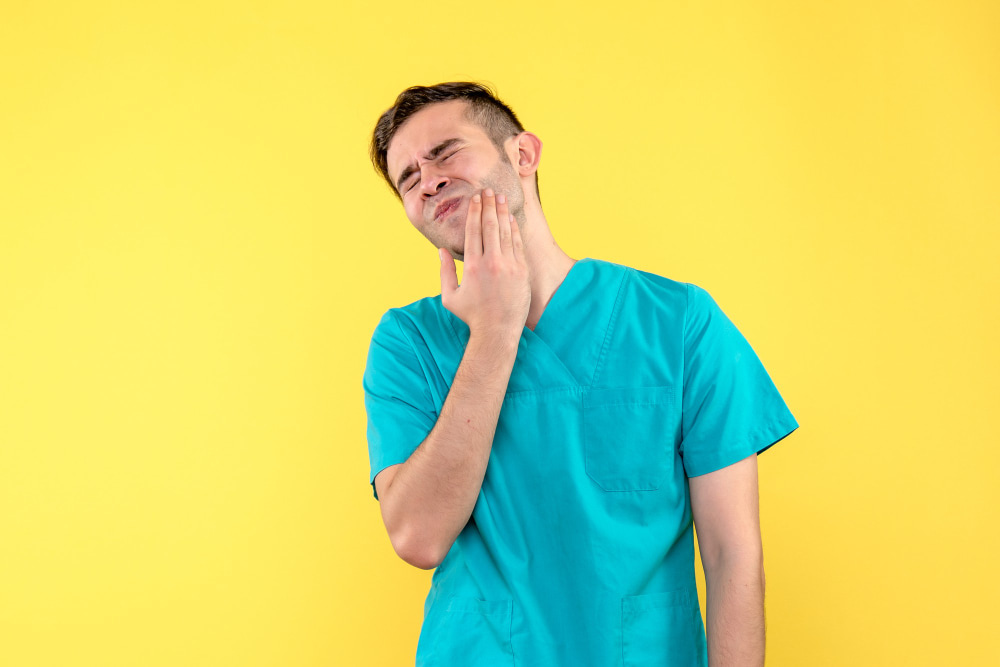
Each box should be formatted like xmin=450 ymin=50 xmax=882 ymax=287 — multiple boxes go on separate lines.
xmin=516 ymin=199 xmax=576 ymax=330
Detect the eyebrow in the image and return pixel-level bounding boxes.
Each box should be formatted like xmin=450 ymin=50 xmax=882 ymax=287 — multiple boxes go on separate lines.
xmin=394 ymin=138 xmax=463 ymax=193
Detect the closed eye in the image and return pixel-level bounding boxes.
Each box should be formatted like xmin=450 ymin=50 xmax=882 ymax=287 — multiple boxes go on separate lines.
xmin=403 ymin=151 xmax=460 ymax=193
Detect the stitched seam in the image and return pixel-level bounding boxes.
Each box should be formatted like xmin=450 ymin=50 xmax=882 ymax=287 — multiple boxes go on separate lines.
xmin=388 ymin=309 xmax=441 ymax=417
xmin=680 ymin=282 xmax=692 ymax=443
xmin=503 ymin=386 xmax=584 ymax=400
xmin=508 ymin=599 xmax=515 ymax=665
xmin=587 ymin=399 xmax=672 ymax=408
xmin=621 ymin=597 xmax=626 ymax=666
xmin=589 ymin=267 xmax=630 ymax=388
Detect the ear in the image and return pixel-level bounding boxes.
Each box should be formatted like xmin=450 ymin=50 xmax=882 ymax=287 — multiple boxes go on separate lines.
xmin=509 ymin=132 xmax=542 ymax=179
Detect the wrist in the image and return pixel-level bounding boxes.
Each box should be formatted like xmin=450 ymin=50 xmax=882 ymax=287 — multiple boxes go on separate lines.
xmin=467 ymin=325 xmax=523 ymax=352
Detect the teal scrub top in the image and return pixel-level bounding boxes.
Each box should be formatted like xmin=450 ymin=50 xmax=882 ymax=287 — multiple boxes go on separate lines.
xmin=363 ymin=258 xmax=799 ymax=667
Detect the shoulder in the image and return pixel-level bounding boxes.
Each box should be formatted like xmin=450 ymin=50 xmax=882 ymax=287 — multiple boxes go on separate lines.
xmin=586 ymin=257 xmax=703 ymax=314
xmin=371 ymin=294 xmax=448 ymax=340
xmin=364 ymin=295 xmax=448 ymax=384
xmin=367 ymin=293 xmax=461 ymax=372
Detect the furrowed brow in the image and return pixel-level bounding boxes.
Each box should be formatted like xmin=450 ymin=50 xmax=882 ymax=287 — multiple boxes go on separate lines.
xmin=394 ymin=138 xmax=462 ymax=192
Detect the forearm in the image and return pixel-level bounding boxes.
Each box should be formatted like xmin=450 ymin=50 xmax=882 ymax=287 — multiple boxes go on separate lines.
xmin=704 ymin=555 xmax=766 ymax=667
xmin=379 ymin=330 xmax=519 ymax=568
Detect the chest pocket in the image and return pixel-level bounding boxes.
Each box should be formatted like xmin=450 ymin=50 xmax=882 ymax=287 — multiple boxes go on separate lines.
xmin=583 ymin=386 xmax=675 ymax=492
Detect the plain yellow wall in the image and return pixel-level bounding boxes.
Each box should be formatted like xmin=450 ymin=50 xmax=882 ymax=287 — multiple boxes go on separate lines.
xmin=2 ymin=1 xmax=998 ymax=665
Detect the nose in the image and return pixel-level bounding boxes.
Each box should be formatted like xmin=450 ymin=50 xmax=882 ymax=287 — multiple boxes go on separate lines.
xmin=419 ymin=164 xmax=449 ymax=198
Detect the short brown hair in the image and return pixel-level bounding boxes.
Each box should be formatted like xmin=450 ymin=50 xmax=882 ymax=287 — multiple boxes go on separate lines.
xmin=370 ymin=82 xmax=540 ymax=204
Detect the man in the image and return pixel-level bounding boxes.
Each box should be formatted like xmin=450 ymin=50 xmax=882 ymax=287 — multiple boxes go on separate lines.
xmin=363 ymin=82 xmax=798 ymax=667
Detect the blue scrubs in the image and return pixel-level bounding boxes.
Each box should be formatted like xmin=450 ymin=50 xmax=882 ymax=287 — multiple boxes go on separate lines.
xmin=363 ymin=258 xmax=799 ymax=666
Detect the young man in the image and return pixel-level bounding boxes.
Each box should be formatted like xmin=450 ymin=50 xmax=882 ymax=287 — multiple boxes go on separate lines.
xmin=364 ymin=82 xmax=799 ymax=667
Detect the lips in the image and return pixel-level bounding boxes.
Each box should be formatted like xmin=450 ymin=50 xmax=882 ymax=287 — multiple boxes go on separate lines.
xmin=434 ymin=197 xmax=461 ymax=221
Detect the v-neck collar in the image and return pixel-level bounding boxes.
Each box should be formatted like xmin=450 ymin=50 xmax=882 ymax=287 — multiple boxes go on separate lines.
xmin=530 ymin=257 xmax=594 ymax=339
xmin=445 ymin=258 xmax=595 ymax=345
xmin=443 ymin=258 xmax=627 ymax=389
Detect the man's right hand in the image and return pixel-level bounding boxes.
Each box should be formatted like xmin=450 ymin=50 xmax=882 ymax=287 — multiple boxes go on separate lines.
xmin=375 ymin=188 xmax=529 ymax=570
xmin=439 ymin=188 xmax=530 ymax=341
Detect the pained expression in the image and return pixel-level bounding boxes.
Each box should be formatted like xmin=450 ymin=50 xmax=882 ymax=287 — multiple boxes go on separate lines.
xmin=386 ymin=100 xmax=524 ymax=259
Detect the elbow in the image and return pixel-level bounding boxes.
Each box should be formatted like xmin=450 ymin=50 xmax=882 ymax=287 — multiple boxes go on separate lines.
xmin=389 ymin=526 xmax=448 ymax=571
xmin=400 ymin=549 xmax=444 ymax=571
xmin=378 ymin=487 xmax=451 ymax=570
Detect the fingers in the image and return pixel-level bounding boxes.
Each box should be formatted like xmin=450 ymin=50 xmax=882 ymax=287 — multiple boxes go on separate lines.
xmin=439 ymin=247 xmax=458 ymax=294
xmin=480 ymin=188 xmax=500 ymax=255
xmin=464 ymin=193 xmax=483 ymax=260
xmin=509 ymin=211 xmax=524 ymax=262
xmin=496 ymin=192 xmax=512 ymax=253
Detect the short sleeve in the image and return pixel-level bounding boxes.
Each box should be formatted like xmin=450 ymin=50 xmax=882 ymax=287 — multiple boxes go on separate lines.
xmin=679 ymin=284 xmax=799 ymax=477
xmin=363 ymin=310 xmax=438 ymax=499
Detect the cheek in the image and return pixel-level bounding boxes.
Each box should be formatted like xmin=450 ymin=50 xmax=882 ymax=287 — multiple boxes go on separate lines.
xmin=404 ymin=199 xmax=422 ymax=223
xmin=450 ymin=156 xmax=480 ymax=181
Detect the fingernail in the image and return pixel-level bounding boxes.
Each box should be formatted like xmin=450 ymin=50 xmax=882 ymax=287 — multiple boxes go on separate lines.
xmin=484 ymin=188 xmax=494 ymax=197
xmin=473 ymin=194 xmax=481 ymax=203
xmin=497 ymin=193 xmax=505 ymax=204
xmin=509 ymin=214 xmax=514 ymax=222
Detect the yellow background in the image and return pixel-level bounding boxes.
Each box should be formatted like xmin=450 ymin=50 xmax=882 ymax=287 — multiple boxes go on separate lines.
xmin=1 ymin=1 xmax=997 ymax=665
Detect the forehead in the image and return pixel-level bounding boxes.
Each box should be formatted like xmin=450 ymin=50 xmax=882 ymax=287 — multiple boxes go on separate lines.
xmin=386 ymin=100 xmax=487 ymax=178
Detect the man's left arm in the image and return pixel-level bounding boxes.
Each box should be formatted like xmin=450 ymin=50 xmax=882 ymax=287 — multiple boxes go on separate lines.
xmin=689 ymin=453 xmax=766 ymax=667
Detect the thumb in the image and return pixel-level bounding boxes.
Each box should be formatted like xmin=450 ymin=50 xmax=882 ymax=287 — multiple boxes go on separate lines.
xmin=439 ymin=248 xmax=458 ymax=294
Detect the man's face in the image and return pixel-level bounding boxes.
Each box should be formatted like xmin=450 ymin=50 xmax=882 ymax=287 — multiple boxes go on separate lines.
xmin=386 ymin=100 xmax=523 ymax=259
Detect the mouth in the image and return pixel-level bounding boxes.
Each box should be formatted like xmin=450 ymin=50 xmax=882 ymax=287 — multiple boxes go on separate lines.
xmin=434 ymin=197 xmax=461 ymax=221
